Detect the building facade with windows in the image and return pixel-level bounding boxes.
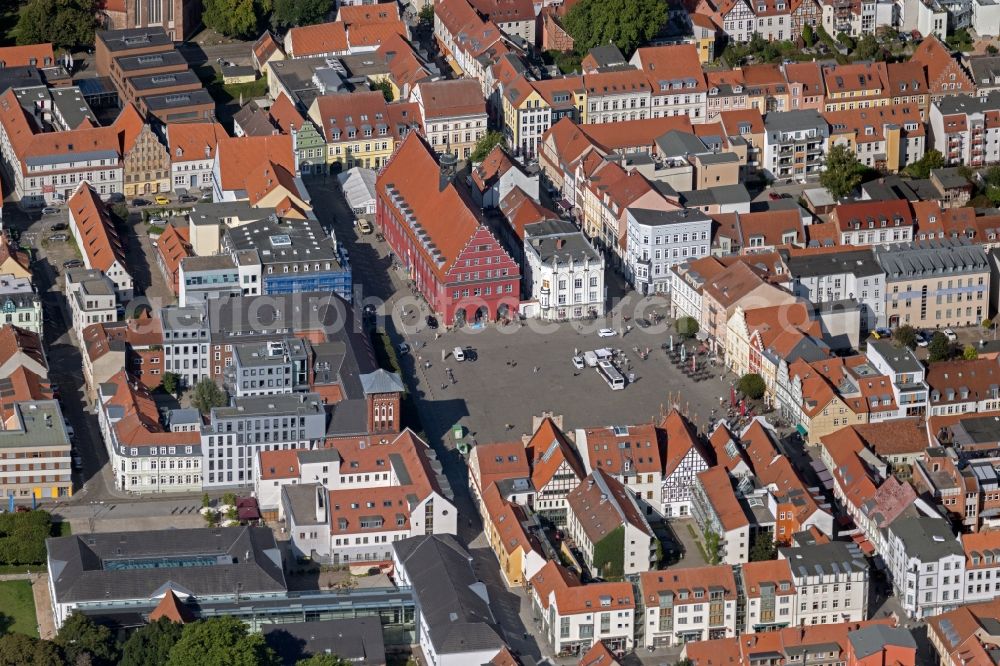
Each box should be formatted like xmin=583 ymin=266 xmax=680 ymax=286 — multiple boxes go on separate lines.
xmin=639 ymin=565 xmax=739 ymax=648
xmin=522 ymin=219 xmax=605 ymax=320
xmin=624 ymin=208 xmax=713 ymax=295
xmin=201 ymin=393 xmax=328 ymax=488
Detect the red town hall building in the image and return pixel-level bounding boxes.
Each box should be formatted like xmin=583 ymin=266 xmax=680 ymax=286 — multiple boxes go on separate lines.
xmin=377 ymin=133 xmax=520 ymax=326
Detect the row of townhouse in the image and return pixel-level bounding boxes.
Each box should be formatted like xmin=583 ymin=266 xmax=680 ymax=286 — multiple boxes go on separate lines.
xmin=684 ymin=619 xmax=917 ymax=665
xmin=820 ymin=424 xmax=969 ymax=619
xmin=691 ymin=420 xmax=834 ymax=564
xmin=640 ymin=540 xmax=868 ymax=648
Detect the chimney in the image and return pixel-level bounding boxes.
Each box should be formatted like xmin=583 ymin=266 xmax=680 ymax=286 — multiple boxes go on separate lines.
xmin=556 ymin=238 xmax=565 ymax=249
xmin=439 ymin=152 xmax=457 ymax=192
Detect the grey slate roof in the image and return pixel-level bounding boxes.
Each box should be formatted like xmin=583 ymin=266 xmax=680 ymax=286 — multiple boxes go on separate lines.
xmin=393 ymin=535 xmax=504 ymax=656
xmin=867 ymin=340 xmax=923 ymax=374
xmin=764 ymin=109 xmax=826 ymax=133
xmin=875 ymin=239 xmax=989 ymax=280
xmin=848 ymin=625 xmax=916 ymax=658
xmin=889 ymin=516 xmax=962 ymax=562
xmin=779 ymin=541 xmax=868 ymax=579
xmin=628 ymin=208 xmax=712 ymax=228
xmin=786 ymin=249 xmax=882 ymax=279
xmin=263 ymin=617 xmax=386 ymax=666
xmin=360 ymin=369 xmax=405 ymax=396
xmin=47 ymin=527 xmax=286 ymax=604
xmin=524 ymin=220 xmax=602 ymax=264
xmin=679 ymin=184 xmax=752 ymax=208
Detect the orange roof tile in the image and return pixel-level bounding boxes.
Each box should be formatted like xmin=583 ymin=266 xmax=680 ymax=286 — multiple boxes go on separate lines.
xmin=0 ymin=43 xmax=55 ymax=68
xmin=167 ymin=121 xmax=228 ymax=161
xmin=288 ymin=22 xmax=348 ymax=57
xmin=742 ymin=558 xmax=795 ymax=598
xmin=640 ymin=565 xmax=738 ymax=604
xmin=215 ymin=134 xmax=295 ymax=194
xmin=526 ymin=417 xmax=586 ymax=491
xmin=696 ymin=466 xmax=748 ymax=530
xmin=258 ymin=448 xmax=301 ymax=480
xmin=472 ymin=440 xmax=531 ymax=492
xmin=67 ymin=183 xmax=127 ymax=273
xmin=148 ymin=589 xmax=195 ymax=623
xmin=632 ymin=43 xmax=707 ymax=94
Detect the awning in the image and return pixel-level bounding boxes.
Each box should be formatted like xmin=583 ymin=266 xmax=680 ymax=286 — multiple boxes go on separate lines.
xmin=796 ymin=423 xmax=808 ymax=436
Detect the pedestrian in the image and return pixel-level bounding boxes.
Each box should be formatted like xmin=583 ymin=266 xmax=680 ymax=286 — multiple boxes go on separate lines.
xmin=533 ymin=366 xmax=539 ymax=373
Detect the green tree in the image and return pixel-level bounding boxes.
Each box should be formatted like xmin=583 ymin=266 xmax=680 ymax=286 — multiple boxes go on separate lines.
xmin=675 ymin=316 xmax=699 ymax=339
xmin=471 ymin=131 xmax=506 ymax=162
xmin=893 ymin=324 xmax=918 ymax=350
xmin=854 ymin=33 xmax=879 ymax=59
xmin=964 ymin=344 xmax=979 ymax=361
xmin=801 ymin=24 xmax=814 ymax=46
xmin=162 ymin=372 xmax=180 ymax=397
xmin=222 ymin=492 xmax=237 ymax=506
xmin=14 ymin=0 xmax=97 ymax=50
xmin=749 ymin=532 xmax=777 ymax=562
xmin=191 ymin=379 xmax=227 ymax=414
xmin=0 ymin=634 xmax=66 ymax=666
xmin=820 ymin=144 xmax=865 ymax=199
xmin=296 ymin=655 xmax=352 ymax=666
xmin=55 ymin=613 xmax=118 ymax=666
xmin=563 ymin=0 xmax=667 ymax=57
xmin=903 ymin=149 xmax=946 ymax=179
xmin=201 ymin=493 xmax=211 ymax=509
xmin=371 ymin=79 xmax=394 ymax=102
xmin=120 ymin=618 xmax=184 ymax=666
xmin=989 ymin=44 xmax=999 ymax=55
xmin=418 ymin=3 xmax=434 ymax=25
xmin=738 ymin=373 xmax=766 ymax=400
xmin=202 ymin=0 xmax=271 ymax=39
xmin=270 ymin=0 xmax=331 ymax=29
xmin=928 ymin=331 xmax=952 ymax=362
xmin=167 ymin=617 xmax=279 ymax=666
xmin=702 ymin=529 xmax=721 ymax=565
xmin=836 ymin=32 xmax=855 ymax=50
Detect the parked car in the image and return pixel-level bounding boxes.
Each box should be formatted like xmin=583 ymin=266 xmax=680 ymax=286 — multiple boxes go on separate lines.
xmin=63 ymin=420 xmax=75 ymax=439
xmin=154 ymin=195 xmax=170 ymax=205
xmin=572 ymin=355 xmax=585 ymax=370
xmin=357 ymin=219 xmax=372 ymax=234
xmin=48 ymin=233 xmax=68 ymax=242
xmin=41 ymin=206 xmax=59 ymax=215
xmin=871 ymin=327 xmax=892 ymax=340
xmin=915 ymin=331 xmax=929 ymax=347
xmin=72 ymin=456 xmax=83 ymax=469
xmin=397 ymin=342 xmax=410 ymax=355
xmin=178 ymin=195 xmax=198 ymax=203
xmin=49 ymin=222 xmax=68 ymax=231
xmin=62 ymin=259 xmax=83 ymax=269
xmin=945 ymin=328 xmax=958 ymax=342
xmin=425 ymin=315 xmax=438 ymax=329
xmin=148 ymin=217 xmax=167 ymax=226
xmin=132 ymin=198 xmax=150 ymax=207
xmin=597 ymin=328 xmax=617 ymax=338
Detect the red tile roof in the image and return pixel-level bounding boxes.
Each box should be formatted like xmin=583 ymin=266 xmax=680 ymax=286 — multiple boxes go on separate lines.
xmin=581 ymin=423 xmax=663 ymax=475
xmin=0 ymin=43 xmax=55 ymax=68
xmin=742 ymin=558 xmax=795 ymax=598
xmin=167 ymin=121 xmax=227 ymax=162
xmin=68 ymin=182 xmax=127 ymax=273
xmin=697 ymin=465 xmax=748 ymax=530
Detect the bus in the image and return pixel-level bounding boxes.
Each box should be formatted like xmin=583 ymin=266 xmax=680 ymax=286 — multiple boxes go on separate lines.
xmin=597 ymin=360 xmax=625 ymax=390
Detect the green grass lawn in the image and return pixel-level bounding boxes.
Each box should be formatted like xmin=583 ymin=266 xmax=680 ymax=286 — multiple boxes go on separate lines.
xmin=193 ymin=65 xmax=268 ymax=106
xmin=0 ymin=580 xmax=37 ymax=637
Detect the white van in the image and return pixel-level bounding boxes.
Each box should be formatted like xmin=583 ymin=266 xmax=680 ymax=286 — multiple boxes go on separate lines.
xmin=453 ymin=347 xmax=465 ymax=361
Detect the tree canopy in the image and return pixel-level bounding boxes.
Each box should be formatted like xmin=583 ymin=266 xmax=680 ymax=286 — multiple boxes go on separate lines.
xmin=14 ymin=0 xmax=97 ymax=49
xmin=471 ymin=131 xmax=506 ymax=162
xmin=928 ymin=331 xmax=952 ymax=362
xmin=749 ymin=532 xmax=777 ymax=562
xmin=893 ymin=325 xmax=918 ymax=350
xmin=0 ymin=633 xmax=66 ymax=666
xmin=820 ymin=144 xmax=865 ymax=200
xmin=166 ymin=617 xmax=279 ymax=666
xmin=675 ymin=316 xmax=699 ymax=339
xmin=271 ymin=0 xmax=332 ymax=29
xmin=563 ymin=0 xmax=666 ymax=57
xmin=964 ymin=344 xmax=979 ymax=360
xmin=119 ymin=618 xmax=184 ymax=666
xmin=191 ymin=379 xmax=227 ymax=414
xmin=203 ymin=0 xmax=271 ymax=39
xmin=738 ymin=373 xmax=766 ymax=400
xmin=55 ymin=613 xmax=118 ymax=666
xmin=903 ymin=149 xmax=946 ymax=179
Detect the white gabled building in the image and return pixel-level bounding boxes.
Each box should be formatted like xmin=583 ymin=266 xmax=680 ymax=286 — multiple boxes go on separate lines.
xmin=639 ymin=565 xmax=739 ymax=648
xmin=779 ymin=541 xmax=870 ymax=626
xmin=531 ymin=560 xmax=636 ymax=656
xmin=660 ymin=410 xmax=712 ymax=519
xmin=886 ymin=515 xmax=965 ymax=619
xmin=566 ymin=470 xmax=657 ymax=578
xmin=523 ymin=219 xmax=606 ymax=321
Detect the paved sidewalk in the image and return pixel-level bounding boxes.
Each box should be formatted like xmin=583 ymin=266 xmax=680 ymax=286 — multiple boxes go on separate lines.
xmin=32 ymin=573 xmax=56 ymax=639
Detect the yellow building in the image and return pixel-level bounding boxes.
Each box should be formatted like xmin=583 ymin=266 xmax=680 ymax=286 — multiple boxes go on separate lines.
xmin=501 ymin=75 xmax=584 ymax=157
xmin=308 ymin=91 xmax=422 ymax=171
xmin=822 ymin=62 xmax=892 ymax=112
xmin=482 ymin=484 xmax=546 ymax=588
